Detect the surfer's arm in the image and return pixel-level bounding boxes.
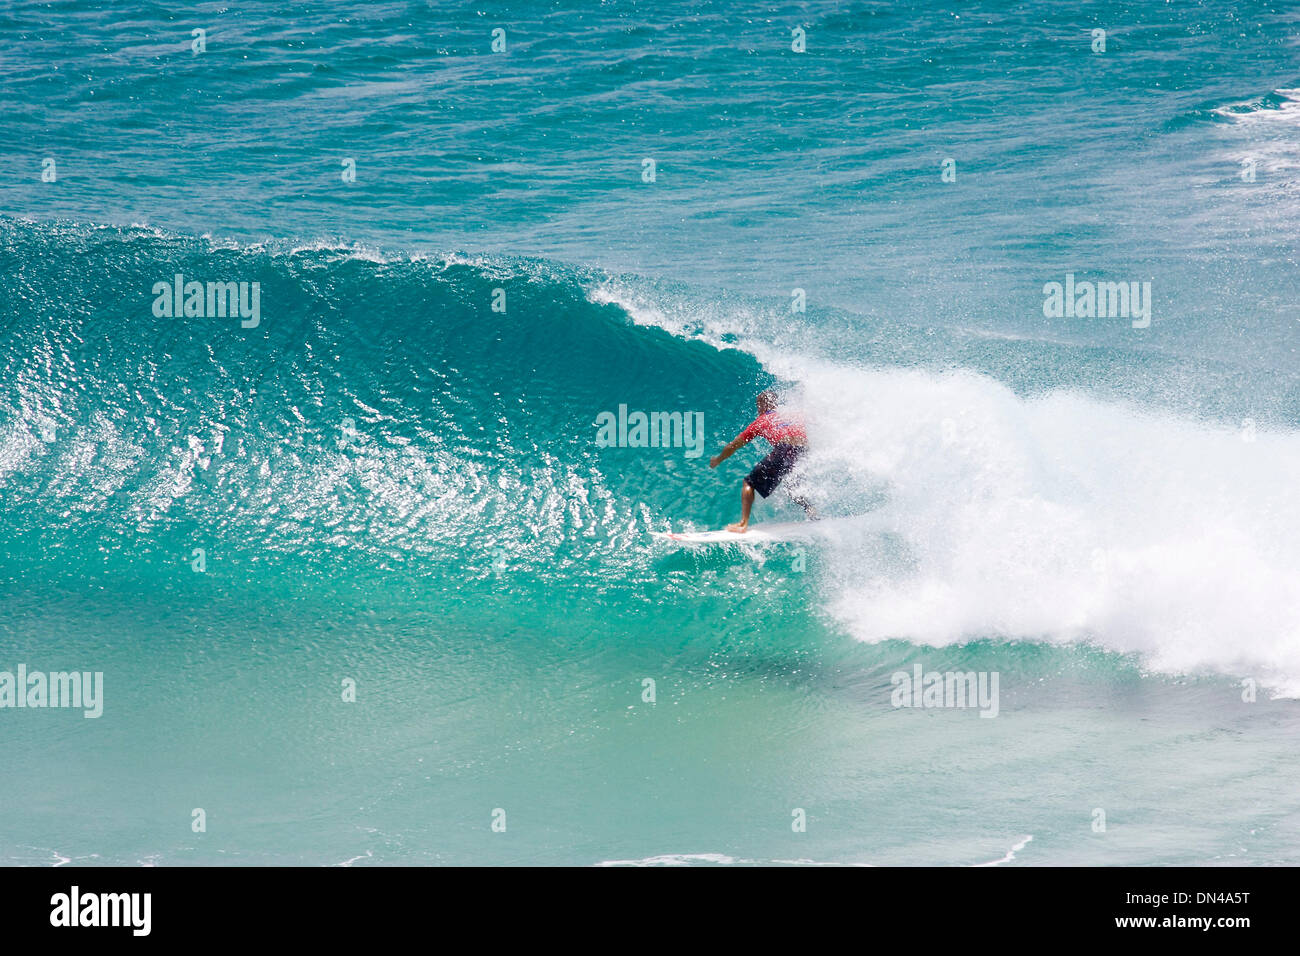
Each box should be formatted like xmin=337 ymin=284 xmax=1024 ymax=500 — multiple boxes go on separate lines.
xmin=709 ymin=432 xmax=751 ymax=468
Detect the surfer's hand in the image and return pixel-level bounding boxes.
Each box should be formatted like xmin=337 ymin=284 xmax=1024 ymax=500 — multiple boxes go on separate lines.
xmin=709 ymin=455 xmax=720 ymax=468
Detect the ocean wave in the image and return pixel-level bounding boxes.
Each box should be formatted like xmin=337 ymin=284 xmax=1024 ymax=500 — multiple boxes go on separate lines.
xmin=4 ymin=218 xmax=1300 ymax=691
xmin=1210 ymin=87 xmax=1300 ymax=122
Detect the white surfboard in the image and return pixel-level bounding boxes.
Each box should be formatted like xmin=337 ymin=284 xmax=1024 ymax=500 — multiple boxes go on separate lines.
xmin=650 ymin=521 xmax=815 ymax=545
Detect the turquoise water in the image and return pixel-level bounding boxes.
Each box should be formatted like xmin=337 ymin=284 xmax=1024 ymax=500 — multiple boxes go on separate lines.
xmin=3 ymin=0 xmax=1300 ymax=866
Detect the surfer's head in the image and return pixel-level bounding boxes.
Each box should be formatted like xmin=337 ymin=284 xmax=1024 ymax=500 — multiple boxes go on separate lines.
xmin=756 ymin=390 xmax=778 ymax=414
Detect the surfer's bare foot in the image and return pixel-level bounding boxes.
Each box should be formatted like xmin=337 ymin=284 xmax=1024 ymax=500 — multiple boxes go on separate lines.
xmin=726 ymin=521 xmax=749 ymax=533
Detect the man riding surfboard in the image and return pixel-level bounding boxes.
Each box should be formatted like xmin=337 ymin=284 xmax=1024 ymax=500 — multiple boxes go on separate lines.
xmin=709 ymin=390 xmax=815 ymax=532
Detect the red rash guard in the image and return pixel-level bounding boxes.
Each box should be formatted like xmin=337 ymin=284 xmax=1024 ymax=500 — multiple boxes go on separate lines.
xmin=738 ymin=410 xmax=807 ymax=446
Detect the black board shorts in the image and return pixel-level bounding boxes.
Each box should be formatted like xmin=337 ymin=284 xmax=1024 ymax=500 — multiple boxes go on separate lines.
xmin=746 ymin=443 xmax=804 ymax=498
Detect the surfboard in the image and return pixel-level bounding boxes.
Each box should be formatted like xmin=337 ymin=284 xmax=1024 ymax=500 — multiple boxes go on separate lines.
xmin=650 ymin=521 xmax=814 ymax=545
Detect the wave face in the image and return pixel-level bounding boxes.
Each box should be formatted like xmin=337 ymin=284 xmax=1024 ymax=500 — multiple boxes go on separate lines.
xmin=0 ymin=220 xmax=770 ymax=600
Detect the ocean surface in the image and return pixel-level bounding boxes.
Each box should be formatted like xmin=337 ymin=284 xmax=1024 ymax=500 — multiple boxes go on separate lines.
xmin=3 ymin=0 xmax=1300 ymax=866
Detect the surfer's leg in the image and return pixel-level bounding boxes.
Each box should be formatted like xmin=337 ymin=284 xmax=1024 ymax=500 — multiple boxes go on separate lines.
xmin=791 ymin=493 xmax=818 ymax=519
xmin=784 ymin=446 xmax=817 ymax=518
xmin=727 ymin=482 xmax=755 ymax=533
xmin=731 ymin=445 xmax=788 ymax=531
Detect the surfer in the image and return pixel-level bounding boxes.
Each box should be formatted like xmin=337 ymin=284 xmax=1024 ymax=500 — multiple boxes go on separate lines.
xmin=709 ymin=390 xmax=815 ymax=532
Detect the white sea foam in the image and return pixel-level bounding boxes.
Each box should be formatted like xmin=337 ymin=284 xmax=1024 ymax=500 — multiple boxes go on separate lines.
xmin=594 ymin=853 xmax=874 ymax=866
xmin=1212 ymin=88 xmax=1300 ymax=124
xmin=594 ymin=852 xmax=741 ymax=866
xmin=973 ymin=835 xmax=1034 ymax=867
xmin=797 ymin=360 xmax=1300 ymax=696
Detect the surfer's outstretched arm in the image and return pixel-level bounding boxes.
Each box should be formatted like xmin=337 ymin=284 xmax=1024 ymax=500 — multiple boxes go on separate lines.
xmin=709 ymin=433 xmax=750 ymax=468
